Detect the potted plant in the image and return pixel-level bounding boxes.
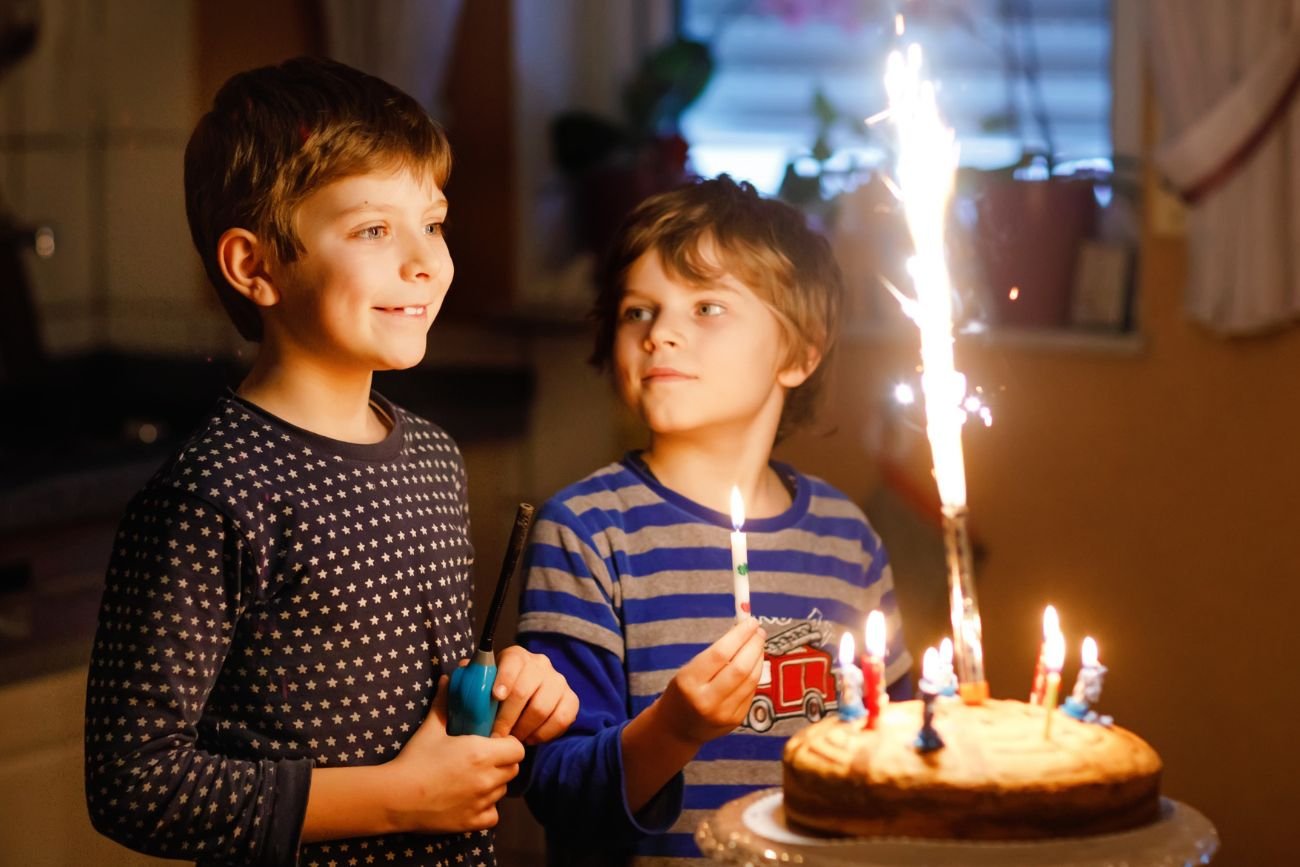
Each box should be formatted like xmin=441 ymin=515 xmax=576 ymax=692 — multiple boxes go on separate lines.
xmin=551 ymin=37 xmax=713 ymax=256
xmin=956 ymin=1 xmax=1134 ymax=331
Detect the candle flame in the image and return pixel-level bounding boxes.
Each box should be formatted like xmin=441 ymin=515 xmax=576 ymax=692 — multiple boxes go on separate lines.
xmin=1081 ymin=636 xmax=1099 ymax=668
xmin=922 ymin=646 xmax=940 ymax=682
xmin=1046 ymin=626 xmax=1066 ymax=672
xmin=729 ymin=485 xmax=745 ymax=531
xmin=939 ymin=636 xmax=953 ymax=666
xmin=839 ymin=631 xmax=856 ymax=667
xmin=1043 ymin=604 xmax=1059 ymax=638
xmin=865 ymin=609 xmax=887 ymax=659
xmin=1009 ymin=286 xmax=1020 ymax=301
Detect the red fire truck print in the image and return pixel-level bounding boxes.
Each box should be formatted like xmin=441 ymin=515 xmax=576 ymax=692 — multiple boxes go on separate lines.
xmin=744 ymin=621 xmax=838 ymax=733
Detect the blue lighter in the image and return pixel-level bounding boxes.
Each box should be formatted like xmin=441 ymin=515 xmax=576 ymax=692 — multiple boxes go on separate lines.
xmin=447 ymin=502 xmax=536 ymax=736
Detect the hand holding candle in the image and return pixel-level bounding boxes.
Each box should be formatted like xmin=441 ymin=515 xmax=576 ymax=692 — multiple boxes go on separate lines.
xmin=862 ymin=610 xmax=887 ymax=728
xmin=836 ymin=632 xmax=866 ymax=721
xmin=1042 ymin=625 xmax=1066 ymax=739
xmin=1029 ymin=605 xmax=1059 ymax=705
xmin=729 ymin=486 xmax=751 ymax=621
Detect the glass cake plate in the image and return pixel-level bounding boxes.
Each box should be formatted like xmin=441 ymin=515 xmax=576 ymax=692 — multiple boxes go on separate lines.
xmin=695 ymin=788 xmax=1218 ymax=866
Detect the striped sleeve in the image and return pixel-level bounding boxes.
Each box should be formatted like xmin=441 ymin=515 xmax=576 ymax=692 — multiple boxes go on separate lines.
xmin=517 ymin=498 xmax=624 ymax=659
xmin=518 ymin=494 xmax=685 ymax=853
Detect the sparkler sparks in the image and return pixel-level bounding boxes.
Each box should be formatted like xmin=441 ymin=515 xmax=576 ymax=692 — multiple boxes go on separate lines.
xmin=883 ymin=42 xmax=988 ymax=702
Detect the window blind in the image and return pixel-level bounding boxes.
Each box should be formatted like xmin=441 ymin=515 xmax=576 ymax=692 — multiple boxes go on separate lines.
xmin=679 ymin=0 xmax=1112 ymax=192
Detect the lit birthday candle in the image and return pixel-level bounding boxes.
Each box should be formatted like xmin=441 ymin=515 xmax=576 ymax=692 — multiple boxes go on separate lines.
xmin=1042 ymin=625 xmax=1067 ymax=739
xmin=915 ymin=646 xmax=945 ymax=753
xmin=1064 ymin=636 xmax=1107 ymax=720
xmin=938 ymin=637 xmax=957 ymax=697
xmin=862 ymin=610 xmax=887 ymax=728
xmin=729 ymin=486 xmax=750 ymax=621
xmin=836 ymin=632 xmax=866 ymax=721
xmin=1029 ymin=605 xmax=1060 ymax=705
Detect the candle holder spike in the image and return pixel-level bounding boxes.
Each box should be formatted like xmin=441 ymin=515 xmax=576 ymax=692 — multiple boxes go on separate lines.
xmin=941 ymin=504 xmax=988 ymax=703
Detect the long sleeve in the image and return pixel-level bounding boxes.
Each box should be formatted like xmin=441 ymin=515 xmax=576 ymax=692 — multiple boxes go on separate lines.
xmin=84 ymin=489 xmax=311 ymax=865
xmin=518 ymin=636 xmax=682 ymax=848
xmin=516 ymin=500 xmax=683 ymax=851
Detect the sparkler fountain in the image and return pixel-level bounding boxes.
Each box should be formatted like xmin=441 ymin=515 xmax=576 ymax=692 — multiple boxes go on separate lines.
xmin=698 ymin=40 xmax=1219 ymax=865
xmin=883 ymin=44 xmax=988 ymax=703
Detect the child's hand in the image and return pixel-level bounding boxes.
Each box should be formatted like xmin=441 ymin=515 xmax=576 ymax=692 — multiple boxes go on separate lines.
xmin=385 ymin=675 xmax=526 ymax=833
xmin=490 ymin=646 xmax=580 ymax=744
xmin=659 ymin=618 xmax=766 ymax=746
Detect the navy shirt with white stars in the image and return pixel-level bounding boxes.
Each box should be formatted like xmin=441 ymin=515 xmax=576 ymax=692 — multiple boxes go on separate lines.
xmin=84 ymin=392 xmax=496 ymax=867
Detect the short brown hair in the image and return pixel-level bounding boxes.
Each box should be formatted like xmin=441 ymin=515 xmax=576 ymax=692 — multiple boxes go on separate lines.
xmin=591 ymin=175 xmax=843 ymax=439
xmin=184 ymin=56 xmax=452 ymax=341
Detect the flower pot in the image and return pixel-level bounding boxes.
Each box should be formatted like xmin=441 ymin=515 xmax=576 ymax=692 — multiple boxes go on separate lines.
xmin=973 ymin=178 xmax=1097 ymax=328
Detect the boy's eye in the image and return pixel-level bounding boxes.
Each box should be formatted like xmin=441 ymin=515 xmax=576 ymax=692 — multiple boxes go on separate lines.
xmin=425 ymin=222 xmax=444 ymax=236
xmin=620 ymin=306 xmax=653 ymax=323
xmin=355 ymin=225 xmax=388 ymax=240
xmin=697 ymin=302 xmax=725 ymax=317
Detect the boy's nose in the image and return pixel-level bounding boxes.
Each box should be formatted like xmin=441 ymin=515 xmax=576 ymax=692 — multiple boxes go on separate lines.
xmin=401 ymin=240 xmax=443 ymax=282
xmin=643 ymin=315 xmax=683 ymax=351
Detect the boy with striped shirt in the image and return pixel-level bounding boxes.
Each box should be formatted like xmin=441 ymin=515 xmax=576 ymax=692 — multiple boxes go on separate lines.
xmin=517 ymin=176 xmax=912 ymax=864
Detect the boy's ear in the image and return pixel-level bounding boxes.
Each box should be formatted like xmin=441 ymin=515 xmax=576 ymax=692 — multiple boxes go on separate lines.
xmin=217 ymin=228 xmax=281 ymax=308
xmin=778 ymin=344 xmax=823 ymax=388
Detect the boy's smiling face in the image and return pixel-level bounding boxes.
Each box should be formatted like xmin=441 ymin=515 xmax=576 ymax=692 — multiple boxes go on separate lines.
xmin=614 ymin=245 xmax=811 ymax=439
xmin=265 ymin=166 xmax=452 ymax=375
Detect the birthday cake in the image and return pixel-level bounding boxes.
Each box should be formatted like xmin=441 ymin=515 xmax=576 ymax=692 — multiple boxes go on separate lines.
xmin=781 ymin=698 xmax=1163 ymax=840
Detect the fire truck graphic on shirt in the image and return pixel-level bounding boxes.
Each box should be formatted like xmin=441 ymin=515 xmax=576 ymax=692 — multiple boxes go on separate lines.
xmin=743 ymin=620 xmax=838 ymax=732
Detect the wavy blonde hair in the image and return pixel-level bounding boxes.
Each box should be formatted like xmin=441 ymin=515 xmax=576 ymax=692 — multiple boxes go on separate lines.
xmin=592 ymin=175 xmax=843 ymax=440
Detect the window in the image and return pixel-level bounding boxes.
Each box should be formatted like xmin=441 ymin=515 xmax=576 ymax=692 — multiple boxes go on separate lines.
xmin=679 ymin=0 xmax=1114 ymax=194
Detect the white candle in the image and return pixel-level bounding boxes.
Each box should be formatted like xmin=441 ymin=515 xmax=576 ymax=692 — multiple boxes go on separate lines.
xmin=916 ymin=645 xmax=945 ymax=752
xmin=938 ymin=637 xmax=958 ymax=696
xmin=730 ymin=486 xmax=751 ymax=621
xmin=920 ymin=647 xmax=939 ymax=708
xmin=920 ymin=646 xmax=942 ymax=695
xmin=836 ymin=632 xmax=865 ymax=719
xmin=1070 ymin=636 xmax=1105 ymax=705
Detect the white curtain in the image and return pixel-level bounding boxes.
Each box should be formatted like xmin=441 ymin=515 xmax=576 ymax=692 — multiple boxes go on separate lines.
xmin=322 ymin=0 xmax=464 ymax=120
xmin=1147 ymin=0 xmax=1300 ymax=335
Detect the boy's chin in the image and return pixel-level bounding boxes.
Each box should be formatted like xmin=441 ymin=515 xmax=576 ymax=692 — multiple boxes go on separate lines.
xmin=376 ymin=353 xmax=426 ymax=372
xmin=368 ymin=344 xmax=429 ymax=372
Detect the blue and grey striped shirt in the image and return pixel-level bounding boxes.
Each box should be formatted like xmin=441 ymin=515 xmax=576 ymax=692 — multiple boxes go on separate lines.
xmin=518 ymin=454 xmax=911 ymax=865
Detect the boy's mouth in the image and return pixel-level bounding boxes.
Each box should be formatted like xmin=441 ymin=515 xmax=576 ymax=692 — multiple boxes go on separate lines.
xmin=642 ymin=366 xmax=693 ymax=383
xmin=374 ymin=306 xmax=428 ymax=317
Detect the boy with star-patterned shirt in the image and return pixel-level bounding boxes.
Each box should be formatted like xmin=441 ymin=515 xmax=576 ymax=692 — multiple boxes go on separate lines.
xmin=84 ymin=57 xmax=577 ymax=867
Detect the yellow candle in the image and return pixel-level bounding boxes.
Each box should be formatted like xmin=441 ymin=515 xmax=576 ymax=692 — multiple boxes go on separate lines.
xmin=730 ymin=486 xmax=750 ymax=621
xmin=1042 ymin=626 xmax=1066 ymax=739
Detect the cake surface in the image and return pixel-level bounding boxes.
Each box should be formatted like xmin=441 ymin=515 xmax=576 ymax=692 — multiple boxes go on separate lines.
xmin=782 ymin=698 xmax=1162 ymax=840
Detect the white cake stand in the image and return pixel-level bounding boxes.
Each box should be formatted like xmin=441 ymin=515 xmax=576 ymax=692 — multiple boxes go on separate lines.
xmin=695 ymin=788 xmax=1218 ymax=866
